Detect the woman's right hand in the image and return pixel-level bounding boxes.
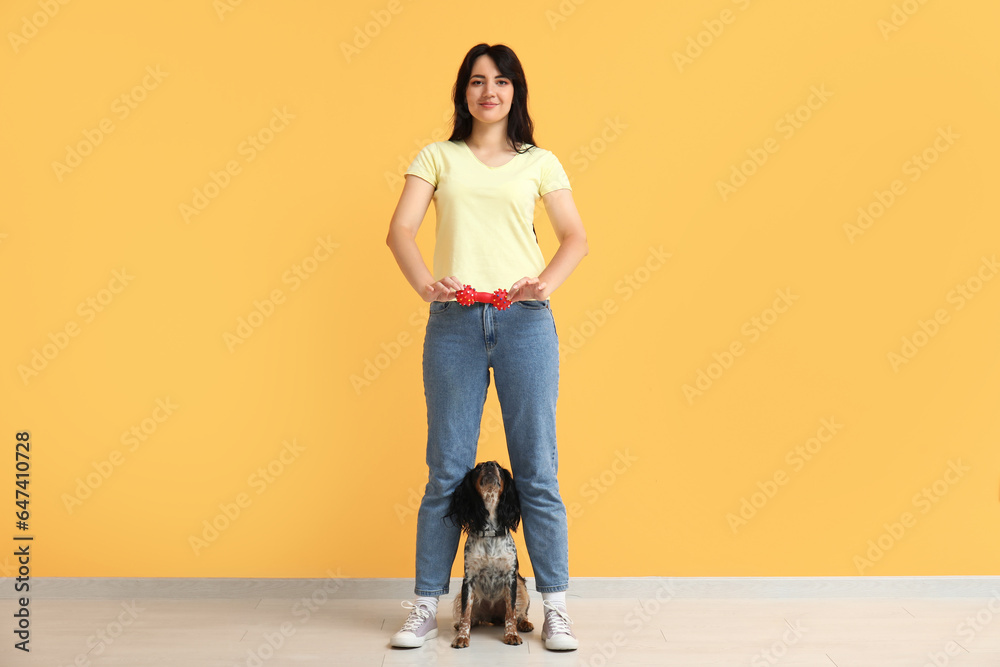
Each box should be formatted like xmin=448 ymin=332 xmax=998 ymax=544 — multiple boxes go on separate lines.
xmin=423 ymin=275 xmax=464 ymax=302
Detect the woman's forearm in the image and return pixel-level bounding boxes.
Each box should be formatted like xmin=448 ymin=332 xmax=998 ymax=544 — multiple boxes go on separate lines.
xmin=386 ymin=227 xmax=436 ymax=298
xmin=538 ymin=232 xmax=589 ymax=297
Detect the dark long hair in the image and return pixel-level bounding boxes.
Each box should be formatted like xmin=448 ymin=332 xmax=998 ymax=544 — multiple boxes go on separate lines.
xmin=448 ymin=43 xmax=537 ymax=154
xmin=445 ymin=463 xmax=522 ymax=535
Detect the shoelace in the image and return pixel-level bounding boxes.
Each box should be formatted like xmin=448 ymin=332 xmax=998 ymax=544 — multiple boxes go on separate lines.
xmin=398 ymin=600 xmax=432 ymax=633
xmin=542 ymin=600 xmax=574 ymax=635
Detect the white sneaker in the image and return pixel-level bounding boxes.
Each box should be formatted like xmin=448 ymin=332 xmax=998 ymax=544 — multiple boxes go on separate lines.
xmin=541 ymin=600 xmax=578 ymax=651
xmin=390 ymin=600 xmax=438 ymax=648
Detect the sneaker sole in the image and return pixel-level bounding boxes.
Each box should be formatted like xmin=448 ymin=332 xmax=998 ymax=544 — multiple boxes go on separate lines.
xmin=542 ymin=633 xmax=578 ymax=651
xmin=390 ymin=627 xmax=438 ymax=648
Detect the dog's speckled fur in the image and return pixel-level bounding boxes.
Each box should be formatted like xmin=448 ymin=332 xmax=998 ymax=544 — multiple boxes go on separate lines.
xmin=446 ymin=461 xmax=532 ymax=648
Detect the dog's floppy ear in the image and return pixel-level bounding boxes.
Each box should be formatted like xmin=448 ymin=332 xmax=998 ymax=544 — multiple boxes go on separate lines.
xmin=445 ymin=467 xmax=487 ymax=534
xmin=496 ymin=466 xmax=521 ymax=533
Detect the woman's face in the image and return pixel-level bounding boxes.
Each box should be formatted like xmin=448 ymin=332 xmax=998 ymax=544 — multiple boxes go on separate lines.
xmin=465 ymin=55 xmax=513 ymax=127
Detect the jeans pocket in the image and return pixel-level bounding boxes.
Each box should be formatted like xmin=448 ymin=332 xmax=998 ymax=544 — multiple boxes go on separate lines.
xmin=429 ymin=300 xmax=454 ymax=314
xmin=513 ymin=300 xmax=549 ymax=310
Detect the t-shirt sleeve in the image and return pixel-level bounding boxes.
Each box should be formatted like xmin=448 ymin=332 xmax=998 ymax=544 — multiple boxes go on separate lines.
xmin=539 ymin=151 xmax=572 ymax=196
xmin=405 ymin=144 xmax=439 ymax=188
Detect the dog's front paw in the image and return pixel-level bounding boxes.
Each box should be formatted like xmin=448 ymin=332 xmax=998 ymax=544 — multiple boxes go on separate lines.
xmin=517 ymin=619 xmax=534 ymax=632
xmin=503 ymin=632 xmax=522 ymax=646
xmin=451 ymin=635 xmax=470 ymax=649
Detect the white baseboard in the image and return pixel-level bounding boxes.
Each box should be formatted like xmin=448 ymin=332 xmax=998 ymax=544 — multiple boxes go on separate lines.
xmin=2 ymin=576 xmax=999 ymax=599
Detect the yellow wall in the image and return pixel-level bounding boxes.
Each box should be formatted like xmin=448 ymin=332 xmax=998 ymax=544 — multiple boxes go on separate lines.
xmin=2 ymin=0 xmax=998 ymax=579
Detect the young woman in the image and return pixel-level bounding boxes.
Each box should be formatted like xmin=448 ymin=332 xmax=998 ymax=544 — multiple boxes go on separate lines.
xmin=385 ymin=43 xmax=588 ymax=651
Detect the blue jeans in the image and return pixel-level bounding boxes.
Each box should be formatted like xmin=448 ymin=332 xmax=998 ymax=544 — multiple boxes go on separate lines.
xmin=414 ymin=299 xmax=569 ymax=596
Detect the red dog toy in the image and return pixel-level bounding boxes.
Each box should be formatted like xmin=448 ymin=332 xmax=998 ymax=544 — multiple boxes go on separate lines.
xmin=455 ymin=285 xmax=511 ymax=311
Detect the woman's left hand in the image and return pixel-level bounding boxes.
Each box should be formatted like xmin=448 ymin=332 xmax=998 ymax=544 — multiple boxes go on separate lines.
xmin=508 ymin=277 xmax=548 ymax=303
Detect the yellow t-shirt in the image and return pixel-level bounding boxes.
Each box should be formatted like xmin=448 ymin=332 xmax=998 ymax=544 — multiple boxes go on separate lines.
xmin=404 ymin=139 xmax=572 ymax=292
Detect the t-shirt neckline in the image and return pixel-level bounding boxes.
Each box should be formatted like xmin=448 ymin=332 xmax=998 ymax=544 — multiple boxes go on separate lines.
xmin=461 ymin=139 xmax=524 ymax=170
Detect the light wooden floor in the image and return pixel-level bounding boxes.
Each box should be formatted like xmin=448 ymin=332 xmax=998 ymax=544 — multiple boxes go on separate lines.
xmin=9 ymin=588 xmax=1000 ymax=666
